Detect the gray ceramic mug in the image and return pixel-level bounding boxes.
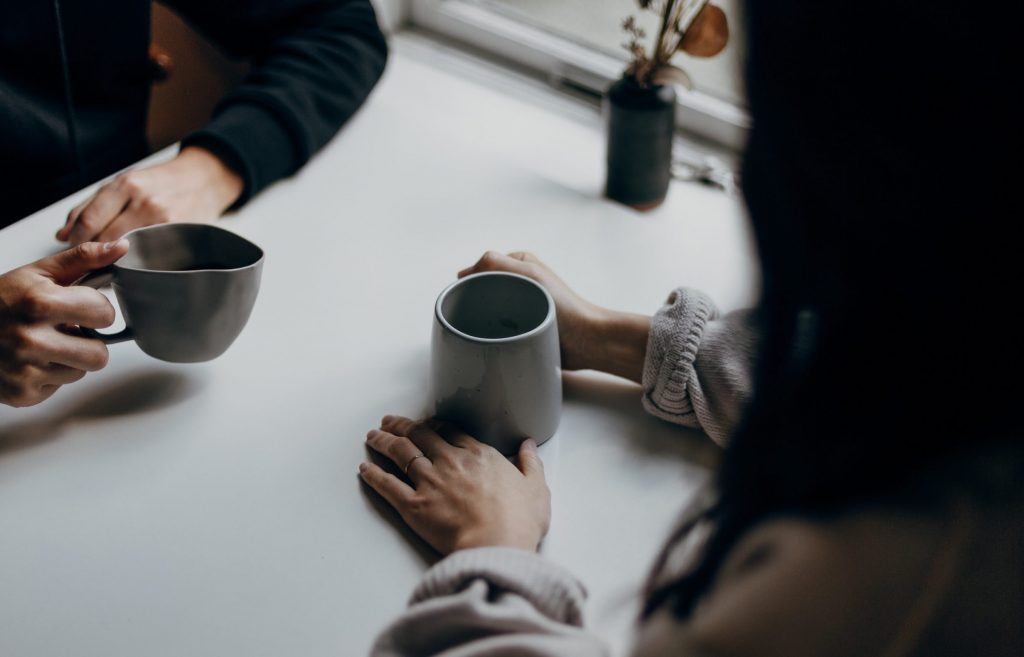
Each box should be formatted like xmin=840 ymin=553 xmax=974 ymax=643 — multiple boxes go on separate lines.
xmin=77 ymin=223 xmax=264 ymax=363
xmin=431 ymin=271 xmax=561 ymax=455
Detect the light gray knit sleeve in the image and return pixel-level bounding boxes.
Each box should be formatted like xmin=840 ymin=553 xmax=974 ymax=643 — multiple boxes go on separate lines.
xmin=371 ymin=547 xmax=609 ymax=657
xmin=642 ymin=288 xmax=758 ymax=445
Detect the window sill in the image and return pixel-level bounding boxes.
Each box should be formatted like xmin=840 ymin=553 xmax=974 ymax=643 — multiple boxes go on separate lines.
xmin=410 ymin=0 xmax=750 ymax=152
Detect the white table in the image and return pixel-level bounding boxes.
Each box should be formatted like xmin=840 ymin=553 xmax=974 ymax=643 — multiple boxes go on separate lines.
xmin=0 ymin=34 xmax=757 ymax=657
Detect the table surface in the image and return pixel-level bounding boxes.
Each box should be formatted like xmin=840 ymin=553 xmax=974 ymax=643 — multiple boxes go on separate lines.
xmin=0 ymin=34 xmax=757 ymax=657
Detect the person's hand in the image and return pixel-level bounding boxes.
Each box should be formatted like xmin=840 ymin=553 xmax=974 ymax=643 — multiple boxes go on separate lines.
xmin=56 ymin=146 xmax=243 ymax=246
xmin=459 ymin=251 xmax=651 ymax=383
xmin=459 ymin=251 xmax=603 ymax=371
xmin=359 ymin=415 xmax=551 ymax=556
xmin=0 ymin=240 xmax=128 ymax=407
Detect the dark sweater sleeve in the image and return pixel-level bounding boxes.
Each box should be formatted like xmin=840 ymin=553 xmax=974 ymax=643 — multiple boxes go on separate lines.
xmin=164 ymin=0 xmax=388 ymax=204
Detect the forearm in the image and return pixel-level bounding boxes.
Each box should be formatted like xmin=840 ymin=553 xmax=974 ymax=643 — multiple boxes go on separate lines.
xmin=170 ymin=0 xmax=388 ymax=201
xmin=171 ymin=146 xmax=243 ymax=212
xmin=455 ymin=253 xmax=757 ymax=442
xmin=581 ymin=308 xmax=652 ymax=384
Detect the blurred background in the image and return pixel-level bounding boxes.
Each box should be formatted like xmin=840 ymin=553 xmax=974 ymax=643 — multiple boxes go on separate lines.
xmin=148 ymin=0 xmax=745 ymax=151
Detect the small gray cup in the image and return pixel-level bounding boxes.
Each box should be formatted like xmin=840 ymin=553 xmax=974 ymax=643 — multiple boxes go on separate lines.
xmin=77 ymin=223 xmax=264 ymax=363
xmin=431 ymin=272 xmax=561 ymax=455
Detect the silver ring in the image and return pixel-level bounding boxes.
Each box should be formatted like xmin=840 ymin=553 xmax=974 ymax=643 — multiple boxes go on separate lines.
xmin=403 ymin=453 xmax=427 ymax=476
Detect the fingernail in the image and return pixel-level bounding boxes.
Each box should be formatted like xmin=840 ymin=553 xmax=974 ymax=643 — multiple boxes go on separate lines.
xmin=358 ymin=462 xmax=368 ymax=474
xmin=381 ymin=415 xmax=393 ymax=425
xmin=103 ymin=238 xmax=128 ymax=251
xmin=365 ymin=429 xmax=377 ymax=441
xmin=523 ymin=438 xmax=538 ymax=452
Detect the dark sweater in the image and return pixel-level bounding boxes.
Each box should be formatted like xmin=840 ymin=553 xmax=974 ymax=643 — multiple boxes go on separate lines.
xmin=0 ymin=0 xmax=387 ymax=229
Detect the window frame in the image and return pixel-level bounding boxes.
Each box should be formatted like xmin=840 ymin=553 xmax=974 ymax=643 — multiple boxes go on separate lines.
xmin=410 ymin=0 xmax=750 ymax=151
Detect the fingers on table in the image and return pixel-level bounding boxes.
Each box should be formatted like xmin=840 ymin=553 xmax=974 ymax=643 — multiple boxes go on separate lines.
xmin=516 ymin=438 xmax=545 ymax=480
xmin=57 ymin=199 xmax=89 ymax=241
xmin=365 ymin=426 xmax=433 ymax=483
xmin=95 ymin=213 xmax=141 ymax=245
xmin=361 ymin=423 xmax=422 ymax=507
xmin=426 ymin=419 xmax=481 ymax=451
xmin=362 ymin=416 xmax=485 ymax=491
xmin=95 ymin=201 xmax=166 ymax=243
xmin=358 ymin=462 xmax=415 ymax=509
xmin=381 ymin=415 xmax=453 ymax=458
xmin=66 ymin=183 xmax=132 ymax=245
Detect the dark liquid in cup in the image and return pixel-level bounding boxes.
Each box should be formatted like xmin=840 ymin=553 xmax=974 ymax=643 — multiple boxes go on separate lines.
xmin=440 ymin=276 xmax=549 ymax=339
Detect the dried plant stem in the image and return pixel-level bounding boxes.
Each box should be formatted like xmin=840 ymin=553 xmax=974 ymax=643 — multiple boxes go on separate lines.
xmin=653 ymin=0 xmax=679 ymax=69
xmin=667 ymin=0 xmax=710 ymax=54
xmin=625 ymin=0 xmax=717 ymax=86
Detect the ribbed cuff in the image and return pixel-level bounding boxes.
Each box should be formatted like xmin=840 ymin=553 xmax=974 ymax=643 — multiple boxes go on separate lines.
xmin=642 ymin=288 xmax=719 ymax=422
xmin=411 ymin=548 xmax=589 ymax=626
xmin=182 ymin=99 xmax=301 ymax=208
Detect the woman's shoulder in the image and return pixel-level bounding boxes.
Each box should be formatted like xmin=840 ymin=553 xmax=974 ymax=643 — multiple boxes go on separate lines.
xmin=637 ymin=487 xmax=1023 ymax=657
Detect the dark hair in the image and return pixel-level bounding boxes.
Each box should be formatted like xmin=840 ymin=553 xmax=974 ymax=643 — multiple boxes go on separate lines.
xmin=646 ymin=0 xmax=1023 ymax=617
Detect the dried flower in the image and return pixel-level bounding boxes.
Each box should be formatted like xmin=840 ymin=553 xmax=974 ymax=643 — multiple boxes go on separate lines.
xmin=678 ymin=4 xmax=729 ymax=57
xmin=621 ymin=16 xmax=646 ymax=40
xmin=621 ymin=0 xmax=729 ymax=88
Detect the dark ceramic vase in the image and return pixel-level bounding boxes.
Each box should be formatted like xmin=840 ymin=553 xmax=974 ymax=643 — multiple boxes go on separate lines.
xmin=604 ymin=75 xmax=676 ymax=210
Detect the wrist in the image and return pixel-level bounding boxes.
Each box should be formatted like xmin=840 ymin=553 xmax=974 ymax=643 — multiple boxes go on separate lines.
xmin=451 ymin=528 xmax=541 ymax=554
xmin=586 ymin=308 xmax=651 ymax=384
xmin=561 ymin=302 xmax=607 ymax=371
xmin=176 ymin=146 xmax=244 ymax=212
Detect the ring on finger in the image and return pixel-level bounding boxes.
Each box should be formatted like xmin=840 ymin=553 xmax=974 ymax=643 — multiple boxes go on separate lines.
xmin=403 ymin=453 xmax=428 ymax=476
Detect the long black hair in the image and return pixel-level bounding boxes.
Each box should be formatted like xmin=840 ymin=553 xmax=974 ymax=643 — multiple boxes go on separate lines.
xmin=646 ymin=0 xmax=1023 ymax=617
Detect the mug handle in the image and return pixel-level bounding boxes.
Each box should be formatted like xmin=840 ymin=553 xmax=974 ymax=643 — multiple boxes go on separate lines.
xmin=75 ymin=266 xmax=135 ymax=344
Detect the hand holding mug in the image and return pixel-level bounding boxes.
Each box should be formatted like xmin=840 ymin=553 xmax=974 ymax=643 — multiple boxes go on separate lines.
xmin=76 ymin=223 xmax=264 ymax=363
xmin=459 ymin=251 xmax=601 ymax=372
xmin=360 ymin=415 xmax=551 ymax=556
xmin=0 ymin=241 xmax=127 ymax=407
xmin=459 ymin=251 xmax=651 ymax=384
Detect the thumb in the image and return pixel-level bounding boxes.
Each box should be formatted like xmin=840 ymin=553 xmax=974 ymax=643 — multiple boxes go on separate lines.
xmin=517 ymin=439 xmax=545 ymax=480
xmin=32 ymin=239 xmax=130 ymax=285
